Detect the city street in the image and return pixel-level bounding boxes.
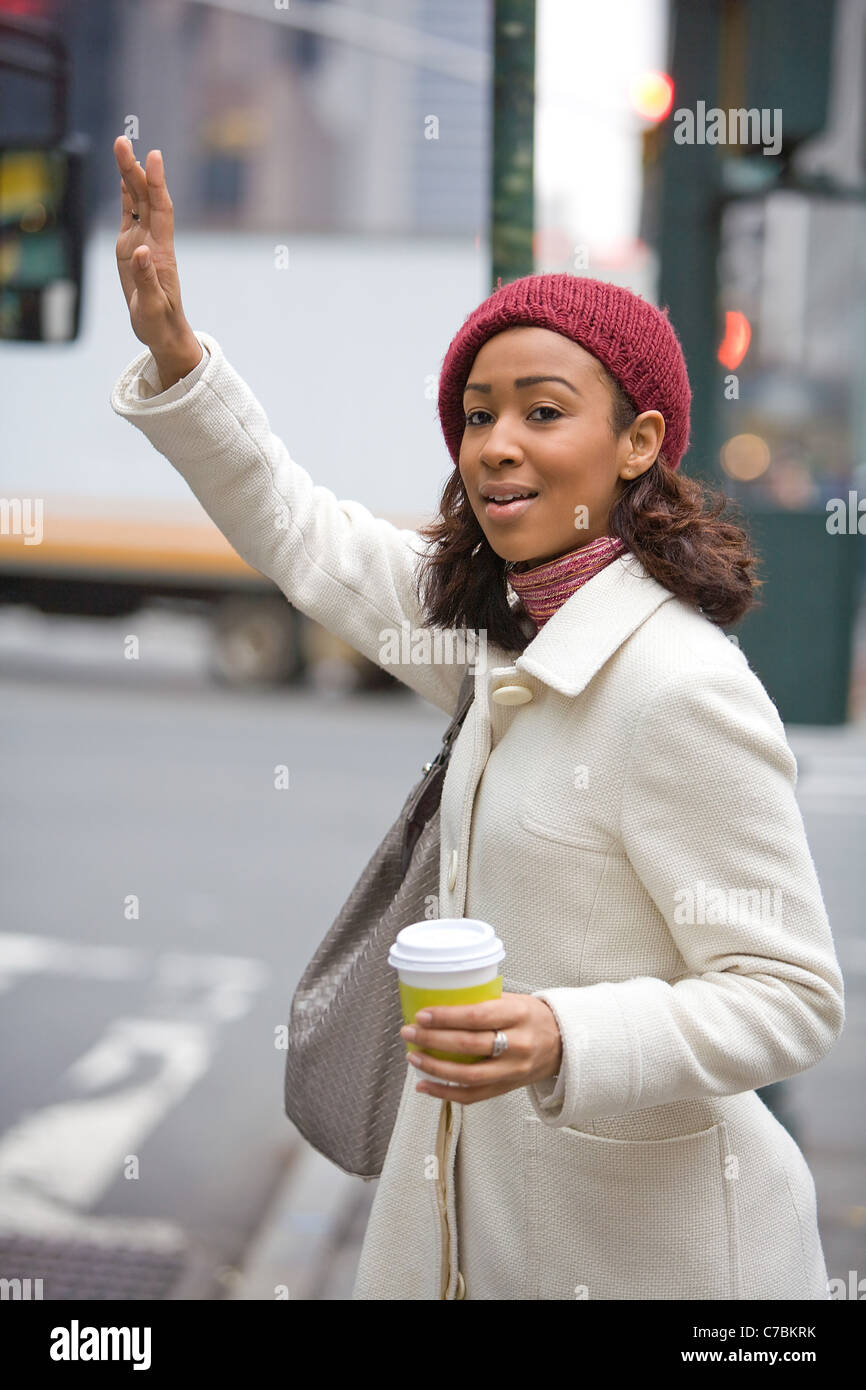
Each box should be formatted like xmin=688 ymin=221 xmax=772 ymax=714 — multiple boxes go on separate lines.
xmin=1 ymin=605 xmax=864 ymax=1299
xmin=0 ymin=607 xmax=436 ymax=1298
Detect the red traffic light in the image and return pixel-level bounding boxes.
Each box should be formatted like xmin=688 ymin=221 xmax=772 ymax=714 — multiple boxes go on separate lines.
xmin=630 ymin=71 xmax=675 ymax=123
xmin=718 ymin=311 xmax=752 ymax=371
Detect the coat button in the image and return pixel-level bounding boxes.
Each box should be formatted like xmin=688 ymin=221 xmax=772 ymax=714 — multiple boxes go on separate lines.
xmin=447 ymin=849 xmax=458 ymax=890
xmin=491 ymin=684 xmax=533 ymax=705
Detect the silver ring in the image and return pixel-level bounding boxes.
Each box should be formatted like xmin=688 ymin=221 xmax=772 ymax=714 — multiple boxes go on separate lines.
xmin=130 ymin=210 xmax=140 ymax=221
xmin=491 ymin=1029 xmax=508 ymax=1057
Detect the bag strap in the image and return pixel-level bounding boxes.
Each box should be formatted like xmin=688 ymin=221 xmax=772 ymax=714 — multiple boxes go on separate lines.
xmin=430 ymin=666 xmax=475 ymax=766
xmin=400 ymin=666 xmax=475 ymax=873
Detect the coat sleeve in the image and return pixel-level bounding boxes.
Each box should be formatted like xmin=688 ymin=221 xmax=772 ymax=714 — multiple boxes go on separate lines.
xmin=129 ymin=339 xmax=211 ymax=403
xmin=526 ymin=661 xmax=846 ymax=1129
xmin=109 ymin=329 xmax=467 ymax=716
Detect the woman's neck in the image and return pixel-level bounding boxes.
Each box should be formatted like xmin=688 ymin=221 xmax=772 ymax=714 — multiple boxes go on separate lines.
xmin=506 ymin=533 xmax=628 ymax=630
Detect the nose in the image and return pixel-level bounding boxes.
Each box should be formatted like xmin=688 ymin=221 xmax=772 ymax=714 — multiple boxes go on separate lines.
xmin=479 ymin=412 xmax=526 ymax=468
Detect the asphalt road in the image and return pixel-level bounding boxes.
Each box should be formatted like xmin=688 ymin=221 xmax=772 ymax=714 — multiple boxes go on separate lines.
xmin=0 ymin=607 xmax=443 ymax=1298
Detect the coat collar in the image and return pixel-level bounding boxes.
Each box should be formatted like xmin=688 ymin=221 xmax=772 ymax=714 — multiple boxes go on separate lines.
xmin=481 ymin=553 xmax=677 ymax=700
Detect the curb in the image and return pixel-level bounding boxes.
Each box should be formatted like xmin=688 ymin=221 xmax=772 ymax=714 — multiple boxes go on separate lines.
xmin=228 ymin=1127 xmax=377 ymax=1301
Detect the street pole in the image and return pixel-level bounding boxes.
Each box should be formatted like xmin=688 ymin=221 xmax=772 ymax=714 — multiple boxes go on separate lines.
xmin=491 ymin=0 xmax=536 ymax=291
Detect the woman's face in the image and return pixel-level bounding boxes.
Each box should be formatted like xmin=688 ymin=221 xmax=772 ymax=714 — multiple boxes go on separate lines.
xmin=458 ymin=325 xmax=664 ymax=568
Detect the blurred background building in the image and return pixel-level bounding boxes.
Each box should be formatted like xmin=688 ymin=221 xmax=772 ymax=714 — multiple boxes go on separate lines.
xmin=1 ymin=1 xmax=863 ymax=709
xmin=1 ymin=0 xmax=491 ymax=234
xmin=0 ymin=0 xmax=673 ymax=689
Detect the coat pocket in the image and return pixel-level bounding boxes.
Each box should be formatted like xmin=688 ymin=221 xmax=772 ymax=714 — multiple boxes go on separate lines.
xmin=520 ymin=1115 xmax=741 ymax=1300
xmin=518 ymin=803 xmax=624 ymax=854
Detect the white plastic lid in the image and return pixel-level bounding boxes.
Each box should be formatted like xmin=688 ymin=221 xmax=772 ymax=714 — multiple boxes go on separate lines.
xmin=388 ymin=918 xmax=505 ymax=973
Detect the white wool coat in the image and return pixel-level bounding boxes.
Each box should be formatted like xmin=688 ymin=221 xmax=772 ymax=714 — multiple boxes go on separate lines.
xmin=111 ymin=331 xmax=845 ymax=1301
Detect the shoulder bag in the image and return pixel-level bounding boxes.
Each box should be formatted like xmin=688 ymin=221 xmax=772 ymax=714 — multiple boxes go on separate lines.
xmin=283 ymin=667 xmax=475 ymax=1179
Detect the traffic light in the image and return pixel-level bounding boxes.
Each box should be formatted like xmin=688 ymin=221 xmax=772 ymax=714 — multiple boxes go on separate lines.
xmin=630 ymin=70 xmax=675 ymax=124
xmin=733 ymin=0 xmax=835 ymax=156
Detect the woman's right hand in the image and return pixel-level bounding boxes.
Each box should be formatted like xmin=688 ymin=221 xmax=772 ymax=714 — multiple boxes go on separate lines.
xmin=113 ymin=136 xmax=202 ymax=384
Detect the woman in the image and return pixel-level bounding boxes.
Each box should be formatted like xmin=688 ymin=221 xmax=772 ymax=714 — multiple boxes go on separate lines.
xmin=110 ymin=139 xmax=844 ymax=1301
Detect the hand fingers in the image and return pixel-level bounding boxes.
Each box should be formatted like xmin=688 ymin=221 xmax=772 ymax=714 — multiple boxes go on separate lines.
xmin=143 ymin=148 xmax=172 ymax=213
xmin=411 ymin=1035 xmax=526 ymax=1101
xmin=408 ymin=1043 xmax=520 ymax=1088
xmin=129 ymin=244 xmax=166 ymax=310
xmin=404 ymin=1028 xmax=498 ymax=1058
xmin=113 ymin=134 xmax=146 ymax=191
xmin=407 ymin=993 xmax=525 ymax=1033
xmin=144 ymin=148 xmax=175 ymax=250
xmin=114 ymin=136 xmax=151 ymax=230
xmin=119 ymin=174 xmax=139 ymax=232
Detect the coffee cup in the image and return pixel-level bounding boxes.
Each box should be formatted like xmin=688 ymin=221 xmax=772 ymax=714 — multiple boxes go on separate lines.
xmin=388 ymin=918 xmax=505 ymax=1064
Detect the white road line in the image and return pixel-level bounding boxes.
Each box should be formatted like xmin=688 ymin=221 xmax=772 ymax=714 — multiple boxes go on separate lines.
xmin=0 ymin=934 xmax=145 ymax=995
xmin=0 ymin=940 xmax=268 ymax=1243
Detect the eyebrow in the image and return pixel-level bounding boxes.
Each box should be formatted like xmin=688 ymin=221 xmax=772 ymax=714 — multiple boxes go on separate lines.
xmin=463 ymin=375 xmax=581 ymax=397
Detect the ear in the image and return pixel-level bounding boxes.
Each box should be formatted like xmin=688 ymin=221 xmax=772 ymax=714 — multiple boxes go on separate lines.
xmin=619 ymin=410 xmax=665 ymax=478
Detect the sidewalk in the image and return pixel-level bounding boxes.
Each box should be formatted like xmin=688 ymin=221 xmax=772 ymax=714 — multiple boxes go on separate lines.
xmin=228 ymin=1126 xmax=376 ymax=1301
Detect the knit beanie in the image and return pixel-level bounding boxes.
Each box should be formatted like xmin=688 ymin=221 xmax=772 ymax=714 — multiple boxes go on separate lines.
xmin=437 ymin=272 xmax=692 ymax=472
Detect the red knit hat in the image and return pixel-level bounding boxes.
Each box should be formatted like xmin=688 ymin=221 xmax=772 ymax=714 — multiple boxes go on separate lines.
xmin=437 ymin=272 xmax=692 ymax=471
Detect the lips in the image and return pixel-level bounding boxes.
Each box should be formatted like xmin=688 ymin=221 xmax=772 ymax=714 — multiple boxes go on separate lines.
xmin=480 ymin=482 xmax=539 ymax=500
xmin=484 ymin=493 xmax=538 ymax=521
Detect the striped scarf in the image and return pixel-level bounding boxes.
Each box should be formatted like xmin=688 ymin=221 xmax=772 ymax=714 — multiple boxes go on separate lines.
xmin=506 ymin=534 xmax=628 ymax=630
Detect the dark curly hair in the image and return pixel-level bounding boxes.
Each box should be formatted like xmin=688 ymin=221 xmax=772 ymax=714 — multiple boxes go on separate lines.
xmin=415 ymin=362 xmax=763 ymax=653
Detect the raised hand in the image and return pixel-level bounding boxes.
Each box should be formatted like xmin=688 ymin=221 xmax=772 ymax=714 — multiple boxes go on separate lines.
xmin=113 ymin=136 xmax=202 ymax=386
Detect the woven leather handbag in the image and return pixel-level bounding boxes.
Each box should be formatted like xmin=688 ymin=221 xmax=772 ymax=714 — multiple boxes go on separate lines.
xmin=283 ymin=667 xmax=476 ymax=1179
